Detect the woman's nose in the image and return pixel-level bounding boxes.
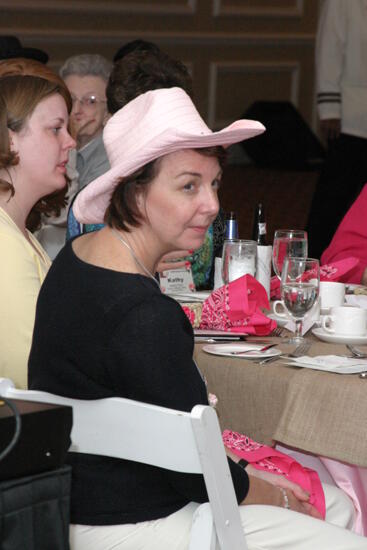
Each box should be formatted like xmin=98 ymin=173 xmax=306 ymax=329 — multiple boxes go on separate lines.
xmin=201 ymin=186 xmax=219 ymax=216
xmin=64 ymin=131 xmax=76 ymax=150
xmin=71 ymin=99 xmax=82 ymax=116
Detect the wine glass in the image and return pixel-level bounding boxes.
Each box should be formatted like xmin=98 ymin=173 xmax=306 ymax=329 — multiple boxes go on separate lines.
xmin=222 ymin=239 xmax=257 ymax=284
xmin=280 ymin=257 xmax=320 ymax=343
xmin=272 ymin=229 xmax=308 ymax=280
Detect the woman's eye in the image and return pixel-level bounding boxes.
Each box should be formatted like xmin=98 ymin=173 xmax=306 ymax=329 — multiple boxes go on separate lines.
xmin=183 ymin=182 xmax=195 ymax=192
xmin=212 ymin=178 xmax=221 ymax=190
xmin=52 ymin=127 xmax=61 ymax=134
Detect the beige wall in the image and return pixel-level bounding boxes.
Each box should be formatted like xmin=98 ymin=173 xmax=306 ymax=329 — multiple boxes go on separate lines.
xmin=1 ymin=0 xmax=320 ymax=129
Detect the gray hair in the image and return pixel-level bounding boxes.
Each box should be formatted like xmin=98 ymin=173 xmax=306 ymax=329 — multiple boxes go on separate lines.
xmin=59 ymin=54 xmax=112 ymax=82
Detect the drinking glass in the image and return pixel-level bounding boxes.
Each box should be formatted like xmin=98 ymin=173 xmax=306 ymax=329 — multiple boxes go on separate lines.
xmin=272 ymin=229 xmax=308 ymax=280
xmin=280 ymin=257 xmax=320 ymax=343
xmin=222 ymin=239 xmax=257 ymax=284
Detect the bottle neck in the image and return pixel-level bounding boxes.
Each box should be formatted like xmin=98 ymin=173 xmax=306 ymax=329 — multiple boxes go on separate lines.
xmin=225 ymin=218 xmax=238 ymax=240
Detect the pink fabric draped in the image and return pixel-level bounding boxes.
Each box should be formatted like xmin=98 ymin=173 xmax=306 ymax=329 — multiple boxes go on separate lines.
xmin=199 ymin=274 xmax=276 ymax=335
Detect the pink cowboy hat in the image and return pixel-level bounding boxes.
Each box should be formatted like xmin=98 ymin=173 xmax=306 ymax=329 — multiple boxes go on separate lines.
xmin=73 ymin=87 xmax=265 ymax=224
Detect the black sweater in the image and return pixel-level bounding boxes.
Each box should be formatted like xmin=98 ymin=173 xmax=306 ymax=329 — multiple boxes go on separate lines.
xmin=28 ymin=240 xmax=248 ymax=525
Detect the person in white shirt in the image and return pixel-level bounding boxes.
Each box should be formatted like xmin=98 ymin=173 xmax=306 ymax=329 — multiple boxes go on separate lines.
xmin=307 ymin=0 xmax=367 ymax=258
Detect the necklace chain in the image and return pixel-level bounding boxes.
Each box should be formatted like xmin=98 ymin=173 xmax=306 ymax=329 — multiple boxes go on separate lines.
xmin=111 ymin=228 xmax=160 ymax=288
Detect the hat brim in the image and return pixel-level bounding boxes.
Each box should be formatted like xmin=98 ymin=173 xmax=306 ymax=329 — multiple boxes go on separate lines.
xmin=74 ymin=119 xmax=265 ymax=224
xmin=1 ymin=48 xmax=48 ymax=64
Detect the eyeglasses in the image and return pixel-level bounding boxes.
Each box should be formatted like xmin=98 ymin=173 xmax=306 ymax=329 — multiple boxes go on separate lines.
xmin=71 ymin=94 xmax=106 ymax=108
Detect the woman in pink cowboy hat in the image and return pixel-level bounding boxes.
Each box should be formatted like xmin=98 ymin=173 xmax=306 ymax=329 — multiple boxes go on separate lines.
xmin=28 ymin=88 xmax=365 ymax=549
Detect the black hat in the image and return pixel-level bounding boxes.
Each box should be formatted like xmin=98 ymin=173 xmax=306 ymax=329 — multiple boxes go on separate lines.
xmin=0 ymin=35 xmax=48 ymax=63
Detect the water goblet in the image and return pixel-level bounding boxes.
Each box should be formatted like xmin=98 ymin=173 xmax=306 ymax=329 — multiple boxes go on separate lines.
xmin=280 ymin=257 xmax=320 ymax=344
xmin=272 ymin=229 xmax=308 ymax=280
xmin=222 ymin=239 xmax=257 ymax=284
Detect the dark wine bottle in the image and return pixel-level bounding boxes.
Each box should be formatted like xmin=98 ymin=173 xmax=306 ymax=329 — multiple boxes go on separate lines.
xmin=252 ymin=203 xmax=267 ymax=245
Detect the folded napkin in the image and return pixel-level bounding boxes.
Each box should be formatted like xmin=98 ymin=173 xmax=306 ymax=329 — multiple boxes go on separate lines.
xmin=199 ymin=274 xmax=276 ymax=335
xmin=285 ymin=355 xmax=367 ymax=374
xmin=223 ymin=430 xmax=325 ymax=518
xmin=270 ymin=257 xmax=360 ymax=299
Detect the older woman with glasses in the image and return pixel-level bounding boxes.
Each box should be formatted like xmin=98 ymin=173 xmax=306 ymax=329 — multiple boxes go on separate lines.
xmin=59 ymin=53 xmax=112 ymax=190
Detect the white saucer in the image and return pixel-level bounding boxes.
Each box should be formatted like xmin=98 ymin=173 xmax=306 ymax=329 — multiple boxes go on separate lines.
xmin=202 ymin=343 xmax=282 ymax=359
xmin=267 ymin=312 xmax=289 ymax=328
xmin=312 ymin=327 xmax=367 ymax=345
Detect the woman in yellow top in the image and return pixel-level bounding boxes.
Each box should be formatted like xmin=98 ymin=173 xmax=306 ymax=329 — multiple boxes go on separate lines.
xmin=0 ymin=61 xmax=75 ymax=387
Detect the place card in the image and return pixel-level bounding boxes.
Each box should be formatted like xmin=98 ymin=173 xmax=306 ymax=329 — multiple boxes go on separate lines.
xmin=160 ymin=266 xmax=195 ymax=294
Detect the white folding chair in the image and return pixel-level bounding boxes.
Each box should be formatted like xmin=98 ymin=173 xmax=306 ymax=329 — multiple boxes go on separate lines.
xmin=0 ymin=378 xmax=247 ymax=550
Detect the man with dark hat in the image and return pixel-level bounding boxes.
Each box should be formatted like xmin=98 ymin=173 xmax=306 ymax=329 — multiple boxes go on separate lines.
xmin=0 ymin=35 xmax=48 ymax=63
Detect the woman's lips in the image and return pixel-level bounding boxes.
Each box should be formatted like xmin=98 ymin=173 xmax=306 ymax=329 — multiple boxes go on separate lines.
xmin=190 ymin=226 xmax=209 ymax=235
xmin=57 ymin=162 xmax=67 ymax=174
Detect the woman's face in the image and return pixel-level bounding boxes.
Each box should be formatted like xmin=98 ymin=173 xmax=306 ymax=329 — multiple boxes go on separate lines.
xmin=141 ymin=149 xmax=221 ymax=252
xmin=65 ymin=74 xmax=108 ymax=146
xmin=10 ymin=93 xmax=75 ymax=198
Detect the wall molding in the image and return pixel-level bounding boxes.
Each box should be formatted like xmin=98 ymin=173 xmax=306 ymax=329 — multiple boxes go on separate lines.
xmin=0 ymin=0 xmax=197 ymax=15
xmin=208 ymin=61 xmax=300 ymax=128
xmin=212 ymin=0 xmax=304 ymax=17
xmin=6 ymin=29 xmax=314 ymax=47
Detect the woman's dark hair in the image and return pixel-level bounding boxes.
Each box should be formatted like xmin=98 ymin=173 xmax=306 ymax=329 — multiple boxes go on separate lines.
xmin=107 ymin=49 xmax=193 ymax=115
xmin=105 ymin=146 xmax=227 ymax=231
xmin=0 ymin=67 xmax=72 ymax=230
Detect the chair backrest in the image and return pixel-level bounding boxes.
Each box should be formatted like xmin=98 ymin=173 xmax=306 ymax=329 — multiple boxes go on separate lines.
xmin=0 ymin=378 xmax=247 ymax=550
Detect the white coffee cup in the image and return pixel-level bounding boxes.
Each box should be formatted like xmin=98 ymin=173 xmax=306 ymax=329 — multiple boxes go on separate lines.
xmin=322 ymin=306 xmax=367 ymax=336
xmin=319 ymin=281 xmax=345 ymax=311
xmin=273 ymin=300 xmax=289 ymax=318
xmin=274 ymin=298 xmax=320 ymax=323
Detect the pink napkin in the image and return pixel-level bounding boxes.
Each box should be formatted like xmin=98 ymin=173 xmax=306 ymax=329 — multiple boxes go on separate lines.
xmin=199 ymin=274 xmax=276 ymax=335
xmin=270 ymin=257 xmax=360 ymax=299
xmin=223 ymin=430 xmax=326 ymax=519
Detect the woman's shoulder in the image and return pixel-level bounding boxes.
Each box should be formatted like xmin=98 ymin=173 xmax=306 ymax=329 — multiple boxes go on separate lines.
xmin=0 ymin=208 xmax=39 ymax=261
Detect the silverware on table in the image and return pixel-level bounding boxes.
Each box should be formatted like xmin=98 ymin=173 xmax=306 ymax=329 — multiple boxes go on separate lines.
xmin=195 ymin=337 xmax=272 ymax=343
xmin=346 ymin=344 xmax=367 ymax=358
xmin=271 ymin=327 xmax=286 ymax=337
xmin=257 ymin=340 xmax=311 ymax=365
xmin=230 ymin=343 xmax=278 ymax=356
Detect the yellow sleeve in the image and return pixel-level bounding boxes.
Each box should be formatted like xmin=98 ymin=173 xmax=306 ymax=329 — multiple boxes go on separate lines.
xmin=0 ymin=232 xmax=45 ymax=388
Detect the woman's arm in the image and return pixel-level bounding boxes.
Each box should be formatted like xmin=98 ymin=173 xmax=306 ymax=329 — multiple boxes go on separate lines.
xmin=321 ymin=184 xmax=367 ymax=283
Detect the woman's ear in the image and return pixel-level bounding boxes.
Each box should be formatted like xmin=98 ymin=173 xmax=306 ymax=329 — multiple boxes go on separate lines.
xmin=8 ymin=129 xmax=17 ymax=152
xmin=136 ymin=187 xmax=145 ymax=212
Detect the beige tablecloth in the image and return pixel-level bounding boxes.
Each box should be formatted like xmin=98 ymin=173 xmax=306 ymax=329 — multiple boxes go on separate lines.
xmin=194 ymin=337 xmax=367 ymax=467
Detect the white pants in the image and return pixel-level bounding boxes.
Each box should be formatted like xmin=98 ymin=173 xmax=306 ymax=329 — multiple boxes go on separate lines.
xmin=70 ymin=484 xmax=366 ymax=550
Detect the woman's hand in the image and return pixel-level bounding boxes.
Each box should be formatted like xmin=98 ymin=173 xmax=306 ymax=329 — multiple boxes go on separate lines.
xmin=242 ymin=475 xmax=322 ymax=518
xmin=245 ymin=465 xmax=322 ymax=519
xmin=156 ymin=250 xmax=192 ymax=273
xmin=245 ymin=464 xmax=308 ymax=501
xmin=225 ymin=449 xmax=322 ymax=519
